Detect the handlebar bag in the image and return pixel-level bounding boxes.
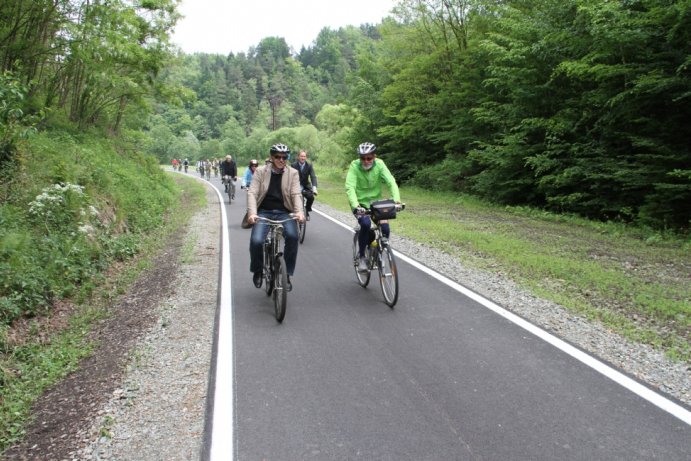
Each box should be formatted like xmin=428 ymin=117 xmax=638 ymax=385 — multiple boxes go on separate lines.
xmin=370 ymin=199 xmax=396 ymax=220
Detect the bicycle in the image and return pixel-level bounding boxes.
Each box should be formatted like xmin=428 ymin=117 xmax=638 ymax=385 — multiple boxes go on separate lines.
xmin=297 ymin=193 xmax=307 ymax=244
xmin=257 ymin=215 xmax=298 ymax=322
xmin=223 ymin=176 xmax=236 ymax=204
xmin=352 ymin=200 xmax=405 ymax=308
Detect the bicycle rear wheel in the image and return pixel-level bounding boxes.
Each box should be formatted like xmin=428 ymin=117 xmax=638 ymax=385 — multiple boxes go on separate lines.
xmin=298 ymin=219 xmax=306 ymax=244
xmin=273 ymin=255 xmax=288 ymax=322
xmin=352 ymin=231 xmax=370 ymax=287
xmin=378 ymin=244 xmax=399 ymax=307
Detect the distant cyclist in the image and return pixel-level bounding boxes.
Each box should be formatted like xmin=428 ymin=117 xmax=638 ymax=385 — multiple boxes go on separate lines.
xmin=242 ymin=159 xmax=259 ymax=189
xmin=345 ymin=142 xmax=401 ymax=272
xmin=291 ymin=150 xmax=317 ymax=219
xmin=220 ymin=154 xmax=238 ymax=195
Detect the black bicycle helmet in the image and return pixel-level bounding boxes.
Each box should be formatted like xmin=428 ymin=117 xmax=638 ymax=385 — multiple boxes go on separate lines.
xmin=270 ymin=143 xmax=290 ymax=155
xmin=249 ymin=159 xmax=258 ymax=166
xmin=357 ymin=142 xmax=376 ymax=156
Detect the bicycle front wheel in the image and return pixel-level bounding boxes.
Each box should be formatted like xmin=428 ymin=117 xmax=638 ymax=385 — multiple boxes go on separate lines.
xmin=273 ymin=255 xmax=288 ymax=323
xmin=264 ymin=243 xmax=273 ymax=296
xmin=378 ymin=244 xmax=399 ymax=307
xmin=227 ymin=184 xmax=233 ymax=204
xmin=298 ymin=219 xmax=306 ymax=244
xmin=352 ymin=232 xmax=370 ymax=287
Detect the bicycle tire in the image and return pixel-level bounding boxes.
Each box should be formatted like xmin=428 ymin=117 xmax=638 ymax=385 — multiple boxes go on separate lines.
xmin=264 ymin=242 xmax=273 ymax=296
xmin=273 ymin=255 xmax=288 ymax=322
xmin=298 ymin=219 xmax=306 ymax=244
xmin=227 ymin=183 xmax=232 ymax=204
xmin=353 ymin=231 xmax=370 ymax=287
xmin=378 ymin=244 xmax=399 ymax=307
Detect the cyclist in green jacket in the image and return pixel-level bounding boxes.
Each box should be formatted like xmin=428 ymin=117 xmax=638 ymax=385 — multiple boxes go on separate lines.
xmin=345 ymin=142 xmax=401 ymax=272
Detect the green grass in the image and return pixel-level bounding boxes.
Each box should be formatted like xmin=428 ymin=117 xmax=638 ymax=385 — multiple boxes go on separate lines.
xmin=315 ymin=166 xmax=690 ymax=361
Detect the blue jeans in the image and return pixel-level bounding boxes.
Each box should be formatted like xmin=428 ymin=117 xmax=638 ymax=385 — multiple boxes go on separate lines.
xmin=249 ymin=209 xmax=299 ymax=276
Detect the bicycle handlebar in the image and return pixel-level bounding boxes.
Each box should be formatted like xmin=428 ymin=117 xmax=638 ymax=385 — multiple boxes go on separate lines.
xmin=255 ymin=215 xmax=299 ymax=225
xmin=355 ymin=203 xmax=406 ymax=216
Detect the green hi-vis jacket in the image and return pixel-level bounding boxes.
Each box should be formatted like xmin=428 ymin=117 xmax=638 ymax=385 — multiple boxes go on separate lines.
xmin=345 ymin=158 xmax=401 ymax=210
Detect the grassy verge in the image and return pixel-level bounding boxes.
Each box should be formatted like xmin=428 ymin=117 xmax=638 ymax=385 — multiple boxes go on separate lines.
xmin=315 ymin=167 xmax=690 ymax=362
xmin=0 ymin=127 xmax=206 ymax=451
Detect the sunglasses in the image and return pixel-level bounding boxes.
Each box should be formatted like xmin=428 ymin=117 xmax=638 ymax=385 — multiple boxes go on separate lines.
xmin=272 ymin=155 xmax=288 ymax=161
xmin=361 ymin=155 xmax=375 ymax=161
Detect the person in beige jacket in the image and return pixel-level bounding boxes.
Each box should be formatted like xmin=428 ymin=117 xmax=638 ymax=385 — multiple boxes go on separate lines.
xmin=247 ymin=143 xmax=305 ymax=291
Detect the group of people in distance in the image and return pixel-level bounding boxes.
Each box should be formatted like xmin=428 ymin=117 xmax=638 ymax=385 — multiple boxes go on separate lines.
xmin=244 ymin=141 xmax=401 ymax=292
xmin=171 ymin=158 xmax=190 ymax=172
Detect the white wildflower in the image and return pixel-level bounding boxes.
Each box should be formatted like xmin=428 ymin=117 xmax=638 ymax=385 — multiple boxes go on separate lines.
xmin=78 ymin=224 xmax=95 ymax=234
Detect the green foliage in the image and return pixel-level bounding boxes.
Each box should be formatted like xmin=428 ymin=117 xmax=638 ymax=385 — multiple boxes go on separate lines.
xmin=0 ymin=125 xmax=189 ymax=451
xmin=360 ymin=0 xmax=691 ymax=231
xmin=0 ymin=130 xmax=177 ymax=326
xmin=9 ymin=0 xmax=690 ymax=230
xmin=1 ymin=1 xmax=179 ymax=131
xmin=0 ymin=72 xmax=42 ymax=166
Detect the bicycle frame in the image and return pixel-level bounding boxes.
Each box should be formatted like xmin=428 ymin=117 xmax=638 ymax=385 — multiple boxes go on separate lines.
xmin=257 ymin=215 xmax=297 ymax=322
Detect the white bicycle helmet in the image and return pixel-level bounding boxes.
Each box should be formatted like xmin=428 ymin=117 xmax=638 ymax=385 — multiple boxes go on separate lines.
xmin=357 ymin=142 xmax=377 ymax=156
xmin=270 ymin=143 xmax=290 ymax=155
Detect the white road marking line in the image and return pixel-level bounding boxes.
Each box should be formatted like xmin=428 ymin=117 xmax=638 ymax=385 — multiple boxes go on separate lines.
xmin=315 ymin=208 xmax=691 ymax=426
xmin=210 ymin=184 xmax=234 ymax=460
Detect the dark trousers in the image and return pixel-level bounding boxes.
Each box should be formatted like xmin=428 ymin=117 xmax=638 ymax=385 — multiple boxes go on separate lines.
xmin=356 ymin=216 xmax=389 ymax=257
xmin=302 ymin=189 xmax=314 ymax=212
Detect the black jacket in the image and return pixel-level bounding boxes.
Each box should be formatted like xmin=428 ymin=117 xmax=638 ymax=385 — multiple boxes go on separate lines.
xmin=220 ymin=159 xmax=237 ymax=177
xmin=291 ymin=160 xmax=317 ymax=190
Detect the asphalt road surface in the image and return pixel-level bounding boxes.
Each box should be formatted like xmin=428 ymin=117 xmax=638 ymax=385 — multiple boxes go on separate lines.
xmin=207 ymin=176 xmax=690 ymax=460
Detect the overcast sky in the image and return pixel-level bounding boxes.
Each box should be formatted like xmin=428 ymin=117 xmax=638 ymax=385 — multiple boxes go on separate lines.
xmin=171 ymin=0 xmax=397 ymax=55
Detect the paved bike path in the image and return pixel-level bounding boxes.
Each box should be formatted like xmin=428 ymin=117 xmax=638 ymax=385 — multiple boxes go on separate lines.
xmin=216 ymin=182 xmax=690 ymax=460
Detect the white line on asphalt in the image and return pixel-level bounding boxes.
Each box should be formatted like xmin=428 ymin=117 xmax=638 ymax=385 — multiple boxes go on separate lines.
xmin=315 ymin=208 xmax=691 ymax=427
xmin=210 ymin=184 xmax=234 ymax=460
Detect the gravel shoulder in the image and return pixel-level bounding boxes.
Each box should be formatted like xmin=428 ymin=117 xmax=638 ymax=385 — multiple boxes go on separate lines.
xmin=4 ymin=184 xmax=689 ymax=460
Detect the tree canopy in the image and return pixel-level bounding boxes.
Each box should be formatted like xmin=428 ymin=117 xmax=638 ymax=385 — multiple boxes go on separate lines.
xmin=2 ymin=0 xmax=689 ymax=230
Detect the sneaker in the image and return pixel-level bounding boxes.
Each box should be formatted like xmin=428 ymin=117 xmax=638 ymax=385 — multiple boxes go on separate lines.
xmin=358 ymin=256 xmax=368 ymax=272
xmin=286 ymin=276 xmax=292 ymax=292
xmin=306 ymin=212 xmax=310 ymax=221
xmin=253 ymin=271 xmax=262 ymax=288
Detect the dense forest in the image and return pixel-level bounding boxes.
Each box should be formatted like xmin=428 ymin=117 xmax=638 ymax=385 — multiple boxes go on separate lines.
xmin=1 ymin=0 xmax=689 ymax=231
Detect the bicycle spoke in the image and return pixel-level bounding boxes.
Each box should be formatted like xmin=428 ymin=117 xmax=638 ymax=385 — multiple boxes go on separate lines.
xmin=353 ymin=231 xmax=370 ymax=287
xmin=274 ymin=256 xmax=287 ymax=322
